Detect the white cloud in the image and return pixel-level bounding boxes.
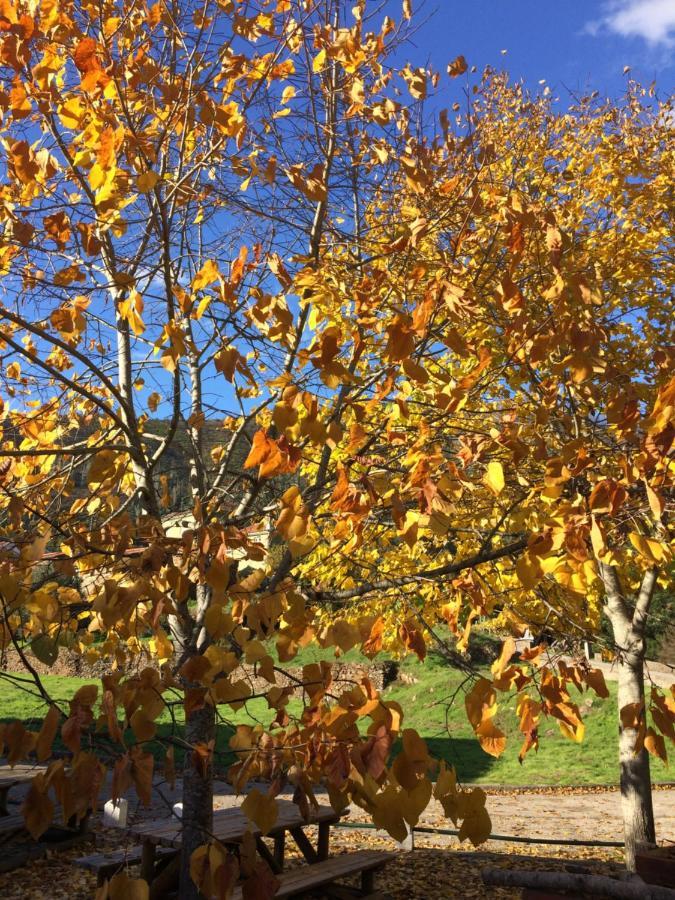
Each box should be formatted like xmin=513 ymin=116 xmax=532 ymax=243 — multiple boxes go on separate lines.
xmin=587 ymin=1 xmax=675 ymax=46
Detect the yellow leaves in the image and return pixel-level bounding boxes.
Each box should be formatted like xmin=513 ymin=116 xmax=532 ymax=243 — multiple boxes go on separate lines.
xmin=214 ymin=345 xmax=253 ymax=384
xmin=118 ymin=291 xmax=145 ymax=336
xmin=447 ymin=55 xmax=468 ymax=77
xmin=101 ymin=872 xmax=150 ymax=900
xmin=647 ymin=375 xmax=675 ymax=434
xmin=312 ymin=49 xmax=326 ymax=73
xmin=402 ymin=66 xmax=427 ymax=100
xmin=87 ymin=450 xmax=122 ymax=489
xmin=137 ymin=170 xmax=159 ymax=192
xmin=148 ymin=627 xmax=174 ymax=663
xmin=629 ymin=532 xmax=670 ymax=565
xmin=156 ymin=320 xmax=187 ymax=373
xmin=240 ymin=788 xmax=277 ymax=835
xmin=90 ymin=126 xmax=119 ymax=192
xmin=276 ymin=485 xmax=310 ymax=542
xmin=515 ymin=552 xmax=543 ymax=590
xmin=484 ymin=460 xmax=505 ymax=496
xmin=649 ymin=689 xmax=675 ymax=747
xmin=435 ymin=765 xmax=492 ymax=846
xmin=192 ymin=259 xmax=222 ymax=292
xmin=9 ymin=79 xmax=31 ymax=119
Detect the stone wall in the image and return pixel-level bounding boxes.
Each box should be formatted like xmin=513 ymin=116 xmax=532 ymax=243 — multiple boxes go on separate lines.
xmin=0 ymin=646 xmax=399 ymax=692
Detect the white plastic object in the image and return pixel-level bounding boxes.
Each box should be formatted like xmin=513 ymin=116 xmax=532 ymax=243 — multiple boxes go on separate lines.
xmin=103 ymin=798 xmax=128 ymax=828
xmin=172 ymin=802 xmax=183 ymax=819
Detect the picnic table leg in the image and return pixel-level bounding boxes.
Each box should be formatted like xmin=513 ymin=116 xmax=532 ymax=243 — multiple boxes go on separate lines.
xmin=255 ymin=835 xmax=283 ymax=875
xmin=361 ymin=869 xmax=375 ymax=894
xmin=140 ymin=840 xmax=157 ymax=883
xmin=317 ymin=821 xmax=330 ymax=860
xmin=273 ymin=831 xmax=285 ymax=870
xmin=289 ymin=827 xmax=318 ymax=864
xmin=0 ymin=787 xmax=8 ymax=817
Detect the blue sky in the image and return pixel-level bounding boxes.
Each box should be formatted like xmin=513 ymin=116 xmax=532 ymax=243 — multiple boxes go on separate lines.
xmin=400 ymin=0 xmax=675 ymax=99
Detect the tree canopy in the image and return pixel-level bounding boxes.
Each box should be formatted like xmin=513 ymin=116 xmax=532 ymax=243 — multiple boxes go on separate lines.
xmin=0 ymin=0 xmax=673 ymax=893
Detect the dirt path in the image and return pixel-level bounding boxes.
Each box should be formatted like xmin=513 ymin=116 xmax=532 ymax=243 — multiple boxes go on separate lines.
xmin=1 ymin=780 xmax=672 ymax=899
xmin=413 ymin=786 xmax=675 ymax=847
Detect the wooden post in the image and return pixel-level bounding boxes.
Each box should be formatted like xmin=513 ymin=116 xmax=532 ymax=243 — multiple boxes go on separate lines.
xmin=273 ymin=831 xmax=286 ymax=870
xmin=317 ymin=821 xmax=330 ymax=860
xmin=140 ymin=840 xmax=157 ymax=883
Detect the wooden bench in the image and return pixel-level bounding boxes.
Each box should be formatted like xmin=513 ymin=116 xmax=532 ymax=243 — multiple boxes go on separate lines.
xmin=0 ymin=814 xmax=26 ymax=843
xmin=231 ymin=849 xmax=396 ymax=899
xmin=73 ymin=846 xmax=177 ymax=885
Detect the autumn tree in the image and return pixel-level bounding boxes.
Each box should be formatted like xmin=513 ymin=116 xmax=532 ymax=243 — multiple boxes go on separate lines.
xmin=0 ymin=0 xmax=673 ymax=891
xmin=0 ymin=1 xmax=500 ymax=896
xmin=307 ymin=71 xmax=675 ymax=868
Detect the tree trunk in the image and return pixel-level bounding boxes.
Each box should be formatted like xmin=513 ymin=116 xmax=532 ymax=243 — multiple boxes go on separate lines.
xmin=597 ymin=563 xmax=658 ymax=871
xmin=481 ymin=866 xmax=675 ymax=899
xmin=617 ymin=651 xmax=656 ymax=870
xmin=178 ymin=699 xmax=216 ymax=900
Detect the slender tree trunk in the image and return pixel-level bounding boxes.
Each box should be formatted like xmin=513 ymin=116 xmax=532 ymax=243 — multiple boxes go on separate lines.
xmin=598 ymin=563 xmax=658 ymax=871
xmin=179 ymin=698 xmax=216 ymax=899
xmin=616 ymin=646 xmax=656 ymax=870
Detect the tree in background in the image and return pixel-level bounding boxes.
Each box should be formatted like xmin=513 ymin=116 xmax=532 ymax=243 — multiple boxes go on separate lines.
xmin=308 ymin=71 xmax=674 ymax=868
xmin=0 ymin=0 xmax=673 ymax=893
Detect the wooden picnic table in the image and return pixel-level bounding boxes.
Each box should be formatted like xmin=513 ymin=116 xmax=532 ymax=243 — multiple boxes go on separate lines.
xmin=129 ymin=799 xmax=342 ymax=886
xmin=0 ymin=765 xmax=43 ymax=816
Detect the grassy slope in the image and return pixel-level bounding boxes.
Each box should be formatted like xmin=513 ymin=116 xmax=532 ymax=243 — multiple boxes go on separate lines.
xmin=0 ymin=644 xmax=669 ymax=786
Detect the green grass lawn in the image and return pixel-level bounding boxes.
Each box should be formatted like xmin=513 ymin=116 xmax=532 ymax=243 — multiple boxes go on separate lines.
xmin=0 ymin=644 xmax=669 ymax=787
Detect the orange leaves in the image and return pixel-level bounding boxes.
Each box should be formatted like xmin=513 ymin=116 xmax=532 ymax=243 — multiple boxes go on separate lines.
xmin=447 ymin=55 xmax=468 ymax=77
xmin=73 ymin=37 xmax=101 ymax=74
xmin=8 ymin=139 xmax=39 ymax=186
xmin=584 ymin=668 xmax=609 ymax=700
xmin=362 ymin=616 xmax=384 ymax=658
xmin=385 ymin=315 xmax=415 ymax=362
xmin=35 ymin=705 xmax=60 ymax=762
xmin=285 ymin=163 xmax=326 ymax=202
xmin=62 ymin=684 xmax=98 ymax=753
xmin=588 ymin=479 xmax=626 ymax=517
xmin=516 ymin=695 xmax=540 ymax=763
xmin=214 ymin=345 xmax=254 ymax=385
xmin=21 ymin=773 xmax=54 ymax=840
xmin=464 ymin=678 xmax=506 ymax=758
xmin=398 ymin=619 xmax=426 ymax=661
xmin=190 ymin=842 xmax=240 ymax=900
xmin=244 ymin=430 xmax=300 ymax=478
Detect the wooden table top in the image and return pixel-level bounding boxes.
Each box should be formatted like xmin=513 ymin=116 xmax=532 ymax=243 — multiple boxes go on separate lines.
xmin=0 ymin=764 xmax=44 ymax=787
xmin=129 ymin=800 xmax=341 ymax=849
